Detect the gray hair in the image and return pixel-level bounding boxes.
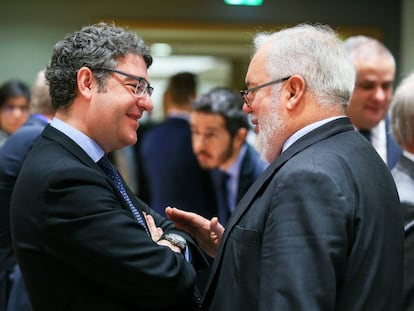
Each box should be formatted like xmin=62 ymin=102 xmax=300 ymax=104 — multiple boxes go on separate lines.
xmin=45 ymin=22 xmax=152 ymax=110
xmin=30 ymin=70 xmax=54 ymax=115
xmin=390 ymin=72 xmax=414 ymax=148
xmin=343 ymin=35 xmax=395 ymax=69
xmin=253 ymin=24 xmax=356 ymax=107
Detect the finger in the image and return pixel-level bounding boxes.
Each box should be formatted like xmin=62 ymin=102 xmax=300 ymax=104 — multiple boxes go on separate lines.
xmin=145 ymin=214 xmax=157 ymax=233
xmin=210 ymin=217 xmax=225 ymax=240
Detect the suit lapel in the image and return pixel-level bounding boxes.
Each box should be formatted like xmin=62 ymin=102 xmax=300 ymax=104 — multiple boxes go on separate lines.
xmin=42 ymin=124 xmax=99 ymax=169
xmin=203 ymin=117 xmax=354 ymax=299
xmin=399 ymin=156 xmax=414 ymax=180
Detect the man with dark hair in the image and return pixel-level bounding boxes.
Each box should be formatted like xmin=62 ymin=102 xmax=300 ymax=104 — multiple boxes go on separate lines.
xmin=10 ymin=23 xmax=203 ymax=311
xmin=190 ymin=87 xmax=267 ymax=225
xmin=137 ymin=72 xmax=216 ymax=219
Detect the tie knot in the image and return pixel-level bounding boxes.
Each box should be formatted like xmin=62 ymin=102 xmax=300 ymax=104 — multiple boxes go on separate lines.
xmin=359 ymin=129 xmax=371 ymax=141
xmin=98 ymin=156 xmax=118 ymax=179
xmin=212 ymin=170 xmax=230 ymax=186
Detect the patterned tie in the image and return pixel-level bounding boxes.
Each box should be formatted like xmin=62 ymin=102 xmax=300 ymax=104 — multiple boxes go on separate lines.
xmin=211 ymin=170 xmax=231 ymax=226
xmin=98 ymin=155 xmax=150 ymax=236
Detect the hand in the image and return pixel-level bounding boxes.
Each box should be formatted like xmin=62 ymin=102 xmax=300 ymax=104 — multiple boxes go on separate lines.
xmin=144 ymin=212 xmax=181 ymax=253
xmin=165 ymin=207 xmax=224 ymax=257
xmin=143 ymin=212 xmax=163 ymax=242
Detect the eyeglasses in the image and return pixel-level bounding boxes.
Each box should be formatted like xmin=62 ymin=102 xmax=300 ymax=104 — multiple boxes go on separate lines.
xmin=94 ymin=67 xmax=154 ymax=97
xmin=240 ymin=76 xmax=291 ymax=108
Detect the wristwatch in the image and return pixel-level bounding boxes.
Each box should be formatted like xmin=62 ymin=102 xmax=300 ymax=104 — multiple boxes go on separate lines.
xmin=162 ymin=233 xmax=187 ymax=252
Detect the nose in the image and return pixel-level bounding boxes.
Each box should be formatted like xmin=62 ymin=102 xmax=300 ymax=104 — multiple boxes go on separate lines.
xmin=242 ymin=101 xmax=252 ymax=114
xmin=12 ymin=107 xmax=27 ymax=118
xmin=372 ymin=86 xmax=388 ymax=103
xmin=192 ymin=134 xmax=206 ymax=153
xmin=137 ymin=95 xmax=153 ymax=112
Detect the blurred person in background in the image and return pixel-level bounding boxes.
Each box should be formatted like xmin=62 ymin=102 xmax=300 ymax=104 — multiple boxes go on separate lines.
xmin=344 ymin=35 xmax=401 ymax=168
xmin=0 ymin=69 xmax=53 ymax=311
xmin=190 ymin=87 xmax=267 ymax=226
xmin=137 ymin=72 xmax=216 ymax=218
xmin=389 ymin=72 xmax=414 ymax=311
xmin=0 ymin=80 xmax=30 ymax=147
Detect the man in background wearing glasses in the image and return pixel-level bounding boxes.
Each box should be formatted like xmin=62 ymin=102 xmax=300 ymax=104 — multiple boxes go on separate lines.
xmin=10 ymin=23 xmax=205 ymax=311
xmin=167 ymin=23 xmax=403 ymax=310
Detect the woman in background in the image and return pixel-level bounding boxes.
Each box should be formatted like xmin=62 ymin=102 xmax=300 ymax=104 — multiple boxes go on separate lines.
xmin=0 ymin=80 xmax=31 ymax=147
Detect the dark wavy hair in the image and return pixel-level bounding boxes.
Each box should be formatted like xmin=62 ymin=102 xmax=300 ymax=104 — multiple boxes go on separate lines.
xmin=45 ymin=22 xmax=152 ymax=110
xmin=192 ymin=87 xmax=250 ymax=137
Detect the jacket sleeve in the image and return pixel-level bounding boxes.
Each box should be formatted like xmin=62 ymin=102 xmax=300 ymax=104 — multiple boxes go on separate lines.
xmin=42 ymin=163 xmax=197 ymax=309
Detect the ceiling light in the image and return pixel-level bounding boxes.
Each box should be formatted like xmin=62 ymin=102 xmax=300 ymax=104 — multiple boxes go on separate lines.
xmin=224 ymin=0 xmax=263 ymax=6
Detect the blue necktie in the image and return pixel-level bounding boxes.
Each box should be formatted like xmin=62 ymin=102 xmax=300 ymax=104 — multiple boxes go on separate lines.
xmin=98 ymin=156 xmax=150 ymax=236
xmin=211 ymin=170 xmax=231 ymax=226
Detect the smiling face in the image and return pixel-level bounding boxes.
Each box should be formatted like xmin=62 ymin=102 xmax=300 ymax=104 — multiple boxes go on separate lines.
xmin=71 ymin=54 xmax=153 ymax=152
xmin=347 ymin=54 xmax=395 ymax=130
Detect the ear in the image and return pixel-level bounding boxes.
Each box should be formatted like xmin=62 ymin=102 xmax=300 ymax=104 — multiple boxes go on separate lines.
xmin=284 ymin=75 xmax=306 ymax=110
xmin=77 ymin=67 xmax=94 ymax=100
xmin=233 ymin=127 xmax=248 ymax=149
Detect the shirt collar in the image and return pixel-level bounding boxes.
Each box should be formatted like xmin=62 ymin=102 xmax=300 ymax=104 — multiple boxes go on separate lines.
xmin=282 ymin=116 xmax=345 ymax=152
xmin=50 ymin=117 xmax=105 ymax=162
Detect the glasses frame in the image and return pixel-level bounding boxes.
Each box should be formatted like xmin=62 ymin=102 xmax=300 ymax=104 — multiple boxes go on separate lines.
xmin=240 ymin=76 xmax=291 ymax=108
xmin=94 ymin=67 xmax=154 ymax=97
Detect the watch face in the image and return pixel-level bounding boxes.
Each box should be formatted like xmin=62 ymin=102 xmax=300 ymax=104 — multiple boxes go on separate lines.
xmin=165 ymin=233 xmax=187 ymax=250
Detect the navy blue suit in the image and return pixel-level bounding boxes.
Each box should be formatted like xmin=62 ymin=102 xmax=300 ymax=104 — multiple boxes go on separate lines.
xmin=236 ymin=143 xmax=267 ymax=204
xmin=137 ymin=116 xmax=216 ymax=218
xmin=0 ymin=114 xmax=48 ymax=311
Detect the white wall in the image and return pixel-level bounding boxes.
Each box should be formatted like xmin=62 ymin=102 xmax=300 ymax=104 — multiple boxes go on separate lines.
xmin=401 ymin=0 xmax=414 ymax=79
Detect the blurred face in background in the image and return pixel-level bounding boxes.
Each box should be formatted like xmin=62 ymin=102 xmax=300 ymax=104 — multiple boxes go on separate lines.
xmin=190 ymin=111 xmax=235 ymax=170
xmin=0 ymin=96 xmax=30 ymax=134
xmin=346 ymin=54 xmax=395 ymax=130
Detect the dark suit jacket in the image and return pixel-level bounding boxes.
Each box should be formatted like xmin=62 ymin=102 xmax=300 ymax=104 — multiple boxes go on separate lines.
xmin=0 ymin=114 xmax=48 ymax=311
xmin=202 ymin=117 xmax=403 ymax=311
xmin=137 ymin=116 xmax=216 ymax=218
xmin=236 ymin=143 xmax=267 ymax=204
xmin=10 ymin=125 xmax=201 ymax=311
xmin=392 ymin=155 xmax=414 ymax=311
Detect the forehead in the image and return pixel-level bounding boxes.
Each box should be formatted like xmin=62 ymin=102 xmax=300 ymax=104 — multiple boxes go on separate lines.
xmin=190 ymin=111 xmax=226 ymax=129
xmin=246 ymin=45 xmax=269 ymax=85
xmin=355 ymin=55 xmax=395 ymax=79
xmin=116 ymin=54 xmax=149 ymax=78
xmin=3 ymin=96 xmax=30 ymax=106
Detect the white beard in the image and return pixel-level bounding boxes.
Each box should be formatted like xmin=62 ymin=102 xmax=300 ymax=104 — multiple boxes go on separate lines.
xmin=255 ymin=92 xmax=285 ymax=163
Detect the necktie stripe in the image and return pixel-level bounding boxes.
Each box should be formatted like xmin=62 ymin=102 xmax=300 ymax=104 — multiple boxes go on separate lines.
xmin=98 ymin=156 xmax=150 ymax=236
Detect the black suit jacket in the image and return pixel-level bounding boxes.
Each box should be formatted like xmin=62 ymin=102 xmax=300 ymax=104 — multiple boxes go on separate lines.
xmin=10 ymin=125 xmax=201 ymax=311
xmin=392 ymin=155 xmax=414 ymax=311
xmin=202 ymin=117 xmax=403 ymax=311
